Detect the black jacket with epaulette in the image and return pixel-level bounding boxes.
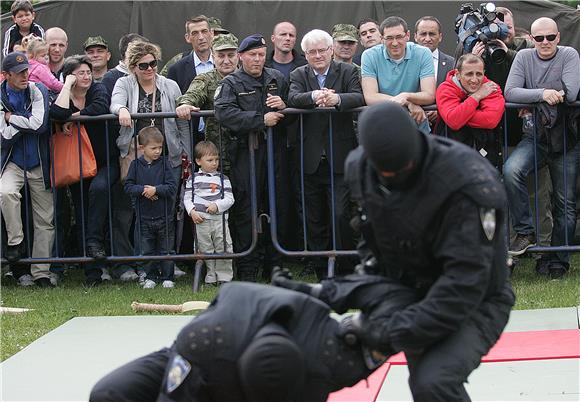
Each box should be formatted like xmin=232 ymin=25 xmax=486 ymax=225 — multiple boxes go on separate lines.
xmin=345 ymin=134 xmax=512 ymax=307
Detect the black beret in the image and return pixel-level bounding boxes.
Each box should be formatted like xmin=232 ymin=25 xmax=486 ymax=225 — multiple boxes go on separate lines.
xmin=238 ymin=34 xmax=267 ymax=53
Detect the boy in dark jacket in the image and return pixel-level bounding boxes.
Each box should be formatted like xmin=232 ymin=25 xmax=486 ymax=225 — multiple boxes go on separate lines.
xmin=124 ymin=127 xmax=177 ymax=289
xmin=2 ymin=0 xmax=45 ymax=57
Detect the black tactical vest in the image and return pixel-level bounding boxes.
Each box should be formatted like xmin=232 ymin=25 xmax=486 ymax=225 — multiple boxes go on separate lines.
xmin=346 ymin=136 xmax=507 ymax=290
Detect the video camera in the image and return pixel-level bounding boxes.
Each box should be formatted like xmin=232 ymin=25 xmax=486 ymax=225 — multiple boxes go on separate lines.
xmin=455 ymin=2 xmax=510 ymax=63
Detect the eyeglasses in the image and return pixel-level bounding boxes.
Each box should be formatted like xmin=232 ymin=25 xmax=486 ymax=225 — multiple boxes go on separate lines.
xmin=306 ymin=47 xmax=330 ymax=56
xmin=74 ymin=70 xmax=92 ymax=77
xmin=532 ymin=34 xmax=557 ymax=43
xmin=137 ymin=60 xmax=158 ymax=71
xmin=383 ymin=34 xmax=406 ymax=42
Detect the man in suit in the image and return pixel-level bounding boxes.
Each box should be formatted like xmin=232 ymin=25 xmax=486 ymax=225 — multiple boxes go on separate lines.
xmin=414 ymin=16 xmax=454 ymax=87
xmin=168 ymin=15 xmax=215 ymax=150
xmin=168 ymin=15 xmax=214 ymax=93
xmin=414 ymin=16 xmax=455 ymax=135
xmin=288 ymin=29 xmax=364 ymax=279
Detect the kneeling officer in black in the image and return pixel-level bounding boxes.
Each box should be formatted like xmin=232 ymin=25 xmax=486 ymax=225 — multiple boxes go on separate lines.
xmin=275 ymin=102 xmax=515 ymax=401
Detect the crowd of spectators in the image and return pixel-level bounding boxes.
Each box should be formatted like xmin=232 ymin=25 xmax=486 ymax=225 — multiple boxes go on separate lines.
xmin=1 ymin=0 xmax=579 ymax=287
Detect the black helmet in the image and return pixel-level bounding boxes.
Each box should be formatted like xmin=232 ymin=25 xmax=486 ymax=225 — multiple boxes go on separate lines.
xmin=358 ymin=102 xmax=424 ymax=188
xmin=238 ymin=322 xmax=305 ymax=402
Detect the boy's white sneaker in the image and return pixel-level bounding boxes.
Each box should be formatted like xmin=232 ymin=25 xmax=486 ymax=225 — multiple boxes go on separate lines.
xmin=101 ymin=268 xmax=112 ymax=281
xmin=174 ymin=266 xmax=186 ymax=278
xmin=137 ymin=271 xmax=147 ymax=285
xmin=143 ymin=279 xmax=157 ymax=289
xmin=120 ymin=270 xmax=139 ymax=282
xmin=162 ymin=280 xmax=175 ymax=288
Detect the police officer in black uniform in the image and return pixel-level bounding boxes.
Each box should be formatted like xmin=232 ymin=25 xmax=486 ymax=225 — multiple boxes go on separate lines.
xmin=89 ymin=281 xmax=388 ymax=402
xmin=274 ymin=102 xmax=515 ymax=401
xmin=214 ymin=34 xmax=291 ymax=282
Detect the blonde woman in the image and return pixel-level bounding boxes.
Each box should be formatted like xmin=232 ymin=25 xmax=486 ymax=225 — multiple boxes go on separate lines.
xmin=110 ymin=41 xmax=190 ymax=178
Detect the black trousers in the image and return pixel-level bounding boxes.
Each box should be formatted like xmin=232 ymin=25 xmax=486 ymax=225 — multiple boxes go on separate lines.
xmin=228 ymin=141 xmax=288 ymax=281
xmin=372 ymin=281 xmax=512 ymax=402
xmin=90 ymin=348 xmax=170 ymax=402
xmin=303 ymin=159 xmax=355 ymax=278
xmin=407 ymin=296 xmax=511 ymax=401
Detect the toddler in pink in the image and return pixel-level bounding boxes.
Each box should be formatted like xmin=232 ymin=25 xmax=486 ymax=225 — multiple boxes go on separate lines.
xmin=25 ymin=36 xmax=63 ymax=92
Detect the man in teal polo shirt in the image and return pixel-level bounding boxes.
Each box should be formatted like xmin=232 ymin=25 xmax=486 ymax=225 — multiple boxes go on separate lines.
xmin=361 ymin=16 xmax=435 ymax=133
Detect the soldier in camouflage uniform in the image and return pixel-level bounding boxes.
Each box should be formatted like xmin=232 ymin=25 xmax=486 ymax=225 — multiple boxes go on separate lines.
xmin=175 ymin=33 xmax=239 ymax=175
xmin=332 ymin=24 xmax=360 ymax=72
xmin=160 ymin=17 xmax=229 ymax=77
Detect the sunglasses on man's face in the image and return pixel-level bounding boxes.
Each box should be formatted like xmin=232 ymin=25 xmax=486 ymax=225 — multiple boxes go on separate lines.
xmin=137 ymin=60 xmax=158 ymax=70
xmin=532 ymin=34 xmax=557 ymax=43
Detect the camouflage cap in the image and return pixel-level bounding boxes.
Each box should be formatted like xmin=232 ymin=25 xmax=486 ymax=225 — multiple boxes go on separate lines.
xmin=208 ymin=17 xmax=229 ymax=34
xmin=212 ymin=33 xmax=239 ymax=51
xmin=332 ymin=24 xmax=358 ymax=42
xmin=84 ymin=36 xmax=108 ymax=50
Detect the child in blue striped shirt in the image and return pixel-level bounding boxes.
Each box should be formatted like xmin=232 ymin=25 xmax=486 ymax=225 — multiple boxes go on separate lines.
xmin=183 ymin=141 xmax=234 ymax=284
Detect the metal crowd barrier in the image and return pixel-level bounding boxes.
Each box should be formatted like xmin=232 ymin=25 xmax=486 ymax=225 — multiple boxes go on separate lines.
xmin=3 ymin=103 xmax=579 ymax=289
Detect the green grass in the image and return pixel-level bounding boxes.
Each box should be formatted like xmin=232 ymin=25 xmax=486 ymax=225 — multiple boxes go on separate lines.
xmin=1 ymin=256 xmax=579 ymax=362
xmin=511 ymin=255 xmax=580 ymax=309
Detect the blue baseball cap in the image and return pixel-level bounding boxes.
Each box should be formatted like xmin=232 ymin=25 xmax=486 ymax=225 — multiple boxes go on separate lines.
xmin=2 ymin=52 xmax=29 ymax=73
xmin=238 ymin=34 xmax=267 ymax=53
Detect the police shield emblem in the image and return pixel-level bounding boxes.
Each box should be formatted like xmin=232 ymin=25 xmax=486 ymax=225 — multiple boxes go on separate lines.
xmin=214 ymin=84 xmax=222 ymax=100
xmin=166 ymin=354 xmax=191 ymax=394
xmin=480 ymin=208 xmax=496 ymax=241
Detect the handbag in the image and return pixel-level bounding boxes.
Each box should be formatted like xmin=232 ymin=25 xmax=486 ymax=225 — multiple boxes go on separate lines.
xmin=51 ymin=123 xmax=97 ymax=187
xmin=119 ymin=81 xmax=157 ymax=181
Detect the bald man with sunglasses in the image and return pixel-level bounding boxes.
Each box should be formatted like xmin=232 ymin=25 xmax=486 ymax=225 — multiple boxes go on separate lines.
xmin=504 ymin=17 xmax=580 ymax=279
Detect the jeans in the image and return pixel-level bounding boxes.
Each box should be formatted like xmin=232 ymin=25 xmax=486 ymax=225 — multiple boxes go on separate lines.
xmin=504 ymin=134 xmax=577 ymax=264
xmin=135 ymin=217 xmax=175 ymax=282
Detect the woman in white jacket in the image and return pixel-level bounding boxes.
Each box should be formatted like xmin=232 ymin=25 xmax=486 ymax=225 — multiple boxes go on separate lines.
xmin=110 ymin=41 xmax=191 ymax=176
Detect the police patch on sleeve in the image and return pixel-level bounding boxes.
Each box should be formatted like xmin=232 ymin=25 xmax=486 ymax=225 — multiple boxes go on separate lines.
xmin=214 ymin=84 xmax=223 ymax=100
xmin=479 ymin=208 xmax=496 ymax=241
xmin=166 ymin=353 xmax=191 ymax=394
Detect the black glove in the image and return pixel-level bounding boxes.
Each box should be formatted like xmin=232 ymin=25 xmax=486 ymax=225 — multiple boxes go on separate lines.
xmin=271 ymin=267 xmax=320 ymax=297
xmin=338 ymin=312 xmax=365 ymax=346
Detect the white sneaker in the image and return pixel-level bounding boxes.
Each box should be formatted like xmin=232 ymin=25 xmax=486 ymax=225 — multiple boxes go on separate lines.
xmin=17 ymin=274 xmax=35 ymax=287
xmin=101 ymin=268 xmax=112 ymax=281
xmin=119 ymin=270 xmax=139 ymax=282
xmin=137 ymin=271 xmax=147 ymax=285
xmin=49 ymin=273 xmax=59 ymax=286
xmin=174 ymin=265 xmax=186 ymax=278
xmin=162 ymin=280 xmax=175 ymax=288
xmin=143 ymin=279 xmax=157 ymax=289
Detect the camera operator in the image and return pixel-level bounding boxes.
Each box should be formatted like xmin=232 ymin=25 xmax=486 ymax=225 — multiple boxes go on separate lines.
xmin=469 ymin=6 xmax=532 ymax=147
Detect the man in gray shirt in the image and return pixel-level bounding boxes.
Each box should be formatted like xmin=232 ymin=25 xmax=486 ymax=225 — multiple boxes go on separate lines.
xmin=504 ymin=17 xmax=580 ymax=279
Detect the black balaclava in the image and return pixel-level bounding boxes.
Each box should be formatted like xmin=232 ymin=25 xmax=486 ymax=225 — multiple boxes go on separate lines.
xmin=238 ymin=322 xmax=305 ymax=402
xmin=358 ymin=102 xmax=425 ymax=189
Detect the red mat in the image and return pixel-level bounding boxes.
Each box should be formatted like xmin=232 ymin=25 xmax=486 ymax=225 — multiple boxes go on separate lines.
xmin=387 ymin=329 xmax=580 ymax=365
xmin=327 ymin=363 xmax=391 ymax=402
